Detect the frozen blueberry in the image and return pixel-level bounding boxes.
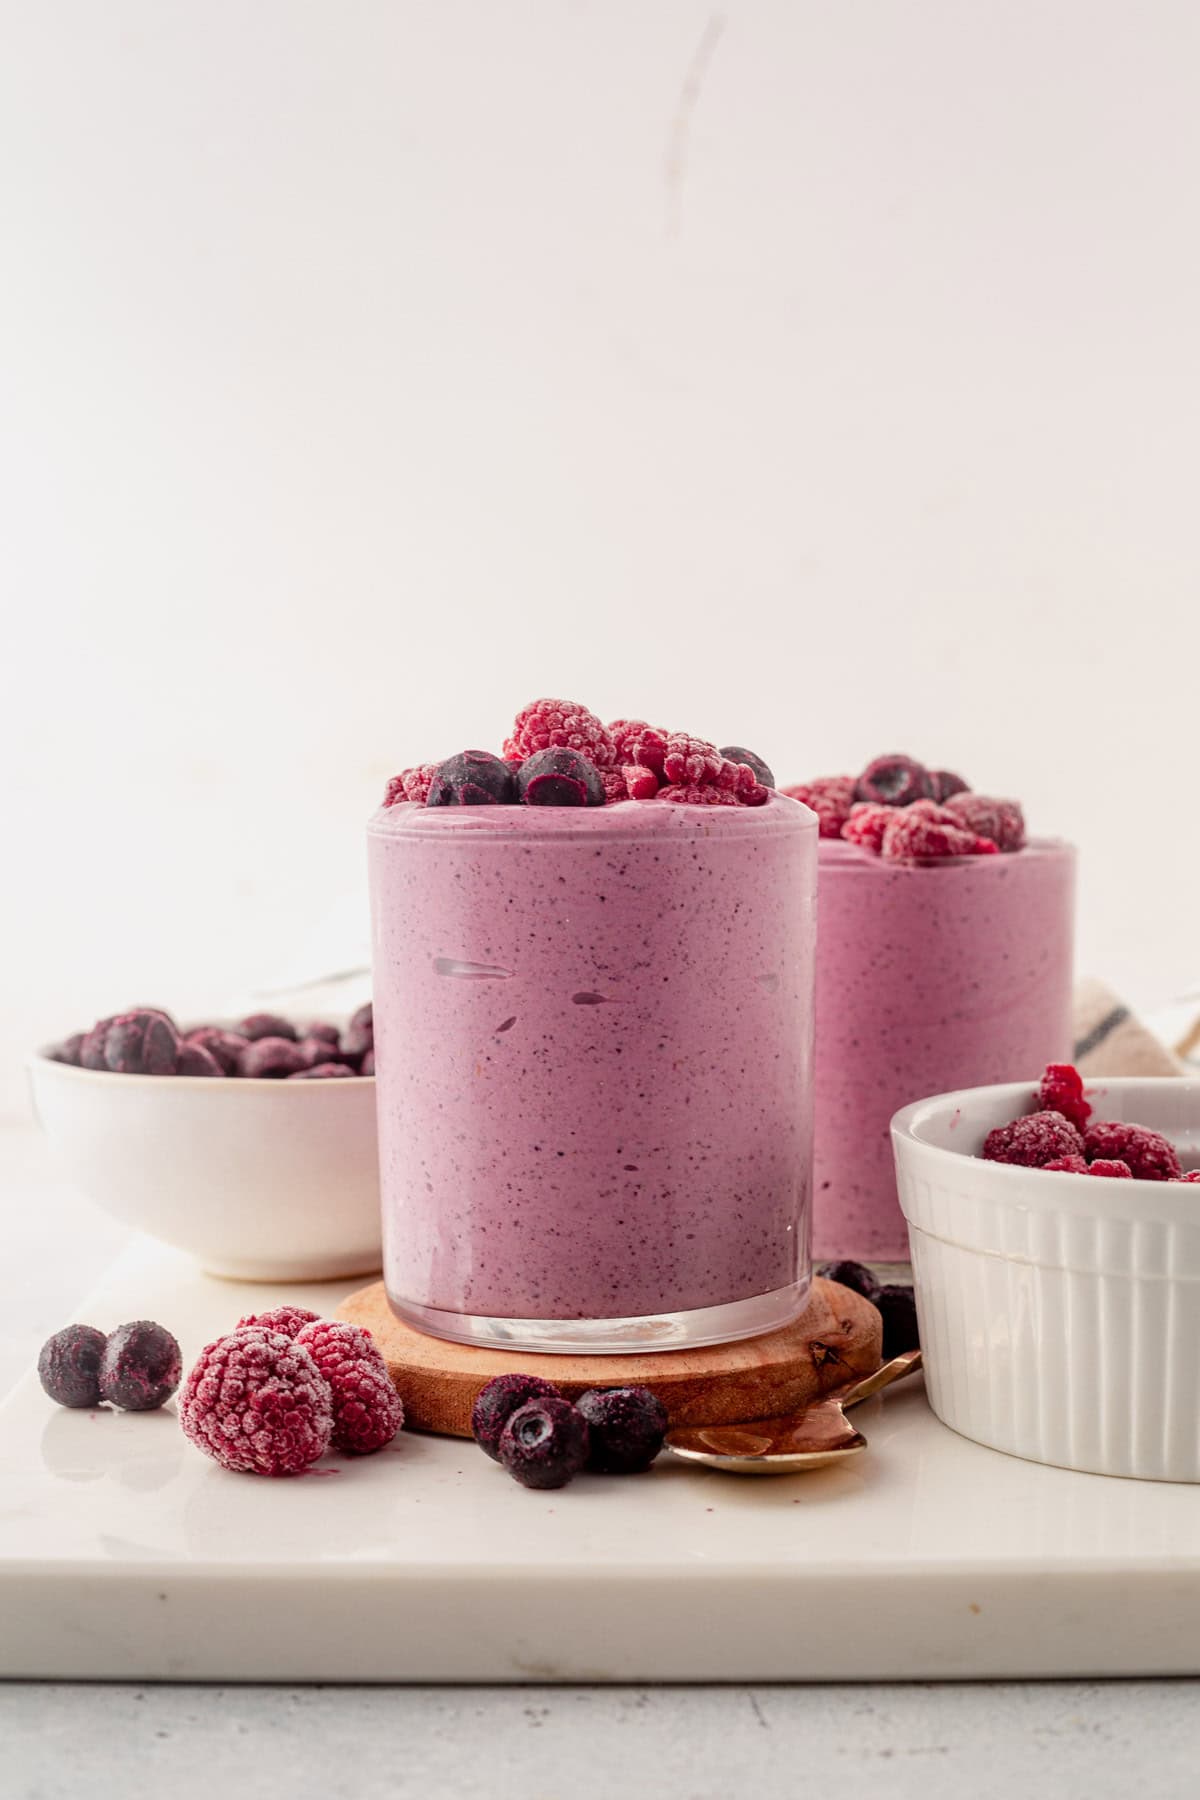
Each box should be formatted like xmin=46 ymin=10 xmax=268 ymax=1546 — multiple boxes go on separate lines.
xmin=38 ymin=1324 xmax=108 ymax=1408
xmin=103 ymin=1009 xmax=181 ymax=1076
xmin=305 ymin=1022 xmax=341 ymax=1047
xmin=719 ymin=746 xmax=776 ymax=789
xmin=238 ymin=1036 xmax=310 ymax=1079
xmin=928 ymin=769 xmax=969 ymax=803
xmin=426 ymin=750 xmax=516 ymax=807
xmin=816 ymin=1260 xmax=881 ymax=1303
xmin=360 ymin=1048 xmax=375 ymax=1076
xmin=575 ymin=1386 xmax=667 ymax=1474
xmin=498 ymin=1398 xmax=590 ymax=1490
xmin=854 ymin=755 xmax=934 ymax=808
xmin=98 ymin=1320 xmax=182 ymax=1411
xmin=471 ymin=1372 xmax=562 ymax=1461
xmin=238 ymin=1013 xmax=299 ymax=1043
xmin=49 ymin=1033 xmax=85 ymax=1066
xmin=875 ymin=1285 xmax=920 ymax=1360
xmin=516 ymin=747 xmax=605 ymax=807
xmin=288 ymin=1061 xmax=356 ymax=1079
xmin=80 ymin=1016 xmax=118 ymax=1070
xmin=184 ymin=1027 xmax=247 ymax=1075
xmin=176 ymin=1040 xmax=223 ymax=1076
xmin=343 ymin=1002 xmax=374 ymax=1060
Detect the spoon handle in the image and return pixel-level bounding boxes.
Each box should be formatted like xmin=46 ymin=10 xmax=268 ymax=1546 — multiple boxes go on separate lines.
xmin=839 ymin=1346 xmax=923 ymax=1409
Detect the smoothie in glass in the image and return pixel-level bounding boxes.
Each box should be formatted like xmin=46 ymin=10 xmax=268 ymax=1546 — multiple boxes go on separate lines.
xmin=812 ymin=837 xmax=1076 ymax=1261
xmin=368 ymin=794 xmax=818 ymax=1352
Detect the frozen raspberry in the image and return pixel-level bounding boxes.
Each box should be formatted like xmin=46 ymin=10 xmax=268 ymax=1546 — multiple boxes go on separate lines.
xmin=876 ymin=1285 xmax=921 ymax=1359
xmin=516 ymin=747 xmax=605 ymax=806
xmin=177 ymin=1040 xmax=223 ymax=1076
xmin=662 ymin=732 xmax=722 ymax=786
xmin=471 ymin=1373 xmax=562 ymax=1461
xmin=781 ymin=776 xmax=856 ymax=837
xmin=238 ymin=1013 xmax=298 ymax=1043
xmin=185 ymin=1027 xmax=248 ymax=1075
xmin=600 ymin=768 xmax=628 ymax=804
xmin=1083 ymin=1121 xmax=1181 ymax=1182
xmin=658 ymin=783 xmax=740 ymax=805
xmin=1175 ymin=1171 xmax=1200 ymax=1183
xmin=719 ymin=746 xmax=775 ymax=789
xmin=99 ymin=1320 xmax=182 ymax=1411
xmin=739 ymin=781 xmax=771 ymax=807
xmin=343 ymin=1002 xmax=373 ymax=1061
xmin=180 ymin=1328 xmax=333 ymax=1477
xmin=427 ymin=750 xmax=516 ymax=807
xmin=983 ymin=1110 xmax=1086 ymax=1167
xmin=504 ymin=699 xmax=615 ymax=768
xmin=238 ymin=1036 xmax=310 ymax=1078
xmin=943 ymin=793 xmax=1026 ymax=853
xmin=929 ymin=769 xmax=970 ymax=803
xmin=104 ymin=1009 xmax=181 ymax=1076
xmin=1089 ymin=1159 xmax=1134 ymax=1179
xmin=289 ymin=1061 xmax=356 ymax=1079
xmin=499 ymin=1398 xmax=590 ymax=1490
xmin=49 ymin=1033 xmax=85 ymax=1067
xmin=841 ymin=803 xmax=898 ymax=852
xmin=1037 ymin=1063 xmax=1091 ymax=1133
xmin=385 ymin=763 xmax=438 ymax=806
xmin=816 ymin=1260 xmax=881 ymax=1302
xmin=237 ymin=1305 xmax=321 ymax=1339
xmin=620 ymin=764 xmax=659 ymax=800
xmin=715 ymin=757 xmax=761 ymax=798
xmin=855 ymin=754 xmax=934 ymax=807
xmin=882 ymin=812 xmax=998 ymax=862
xmin=80 ymin=1016 xmax=118 ymax=1070
xmin=38 ymin=1324 xmax=107 ymax=1408
xmin=295 ymin=1320 xmax=404 ymax=1456
xmin=608 ymin=720 xmax=666 ymax=767
xmin=1043 ymin=1155 xmax=1091 ymax=1174
xmin=576 ymin=1386 xmax=667 ymax=1474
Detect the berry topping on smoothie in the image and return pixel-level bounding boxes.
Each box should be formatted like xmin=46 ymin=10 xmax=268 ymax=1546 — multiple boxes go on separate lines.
xmin=385 ymin=763 xmax=439 ymax=806
xmin=881 ymin=812 xmax=998 ymax=864
xmin=504 ymin=698 xmax=616 ymax=768
xmin=928 ymin=769 xmax=970 ymax=803
xmin=855 ymin=754 xmax=934 ymax=808
xmin=427 ymin=750 xmax=517 ymax=807
xmin=516 ymin=746 xmax=605 ymax=807
xmin=780 ymin=775 xmax=856 ymax=837
xmin=720 ymin=746 xmax=776 ymax=789
xmin=943 ymin=793 xmax=1026 ymax=853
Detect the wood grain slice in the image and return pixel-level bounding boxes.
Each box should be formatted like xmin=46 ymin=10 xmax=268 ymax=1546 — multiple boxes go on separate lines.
xmin=335 ymin=1278 xmax=882 ymax=1438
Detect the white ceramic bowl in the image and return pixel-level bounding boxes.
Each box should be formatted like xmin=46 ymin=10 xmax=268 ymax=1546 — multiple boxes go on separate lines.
xmin=893 ymin=1077 xmax=1200 ymax=1483
xmin=28 ymin=1045 xmax=382 ymax=1282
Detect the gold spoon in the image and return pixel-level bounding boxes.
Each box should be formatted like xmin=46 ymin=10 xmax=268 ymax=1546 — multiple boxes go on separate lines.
xmin=665 ymin=1347 xmax=923 ymax=1475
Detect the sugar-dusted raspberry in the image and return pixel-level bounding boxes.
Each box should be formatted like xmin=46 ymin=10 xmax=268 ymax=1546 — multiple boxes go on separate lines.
xmin=658 ymin=783 xmax=740 ymax=806
xmin=295 ymin=1319 xmax=404 ymax=1455
xmin=983 ymin=1109 xmax=1085 ymax=1167
xmin=384 ymin=763 xmax=439 ymax=807
xmin=608 ymin=720 xmax=666 ymax=768
xmin=855 ymin=754 xmax=933 ymax=808
xmin=715 ymin=757 xmax=761 ymax=798
xmin=1037 ymin=1063 xmax=1091 ymax=1133
xmin=1089 ymin=1159 xmax=1133 ymax=1178
xmin=237 ymin=1305 xmax=321 ymax=1339
xmin=504 ymin=699 xmax=615 ymax=768
xmin=622 ymin=763 xmax=660 ymax=800
xmin=781 ymin=776 xmax=856 ymax=838
xmin=179 ymin=1329 xmax=333 ymax=1477
xmin=600 ymin=768 xmax=628 ymax=804
xmin=882 ymin=812 xmax=998 ymax=862
xmin=943 ymin=793 xmax=1025 ymax=853
xmin=661 ymin=732 xmax=722 ymax=786
xmin=1083 ymin=1121 xmax=1181 ymax=1182
xmin=841 ymin=803 xmax=898 ymax=852
xmin=1043 ymin=1155 xmax=1091 ymax=1174
xmin=739 ymin=780 xmax=771 ymax=807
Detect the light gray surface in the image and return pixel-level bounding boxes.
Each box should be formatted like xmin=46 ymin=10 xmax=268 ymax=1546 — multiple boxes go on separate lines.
xmin=5 ymin=1124 xmax=1200 ymax=1792
xmin=4 ymin=1680 xmax=1200 ymax=1799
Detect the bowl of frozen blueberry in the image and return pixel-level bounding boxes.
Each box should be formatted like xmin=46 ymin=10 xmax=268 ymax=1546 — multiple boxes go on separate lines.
xmin=28 ymin=1005 xmax=381 ymax=1281
xmin=892 ymin=1066 xmax=1200 ymax=1482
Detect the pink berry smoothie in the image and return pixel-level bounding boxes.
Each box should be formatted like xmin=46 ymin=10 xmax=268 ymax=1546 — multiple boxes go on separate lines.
xmin=368 ymin=794 xmax=818 ymax=1352
xmin=812 ymin=837 xmax=1076 ymax=1262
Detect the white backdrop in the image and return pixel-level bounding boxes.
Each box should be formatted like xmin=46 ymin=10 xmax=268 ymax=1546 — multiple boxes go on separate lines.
xmin=3 ymin=1 xmax=1197 ymax=1120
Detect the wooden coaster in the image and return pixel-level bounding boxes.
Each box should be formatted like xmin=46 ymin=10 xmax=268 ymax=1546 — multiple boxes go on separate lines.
xmin=335 ymin=1278 xmax=882 ymax=1438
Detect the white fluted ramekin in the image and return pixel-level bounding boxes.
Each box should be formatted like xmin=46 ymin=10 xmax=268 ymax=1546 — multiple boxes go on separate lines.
xmin=893 ymin=1077 xmax=1200 ymax=1482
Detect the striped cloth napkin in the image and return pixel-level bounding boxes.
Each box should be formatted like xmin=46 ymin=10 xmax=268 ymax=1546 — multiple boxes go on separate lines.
xmin=1073 ymin=976 xmax=1188 ymax=1077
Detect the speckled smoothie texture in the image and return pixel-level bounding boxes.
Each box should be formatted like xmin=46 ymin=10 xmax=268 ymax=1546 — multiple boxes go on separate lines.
xmin=368 ymin=795 xmax=817 ymax=1322
xmin=812 ymin=837 xmax=1076 ymax=1261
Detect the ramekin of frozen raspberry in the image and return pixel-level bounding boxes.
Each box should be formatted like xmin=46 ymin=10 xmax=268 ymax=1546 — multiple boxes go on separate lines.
xmin=891 ymin=1074 xmax=1200 ymax=1482
xmin=28 ymin=1009 xmax=382 ymax=1282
